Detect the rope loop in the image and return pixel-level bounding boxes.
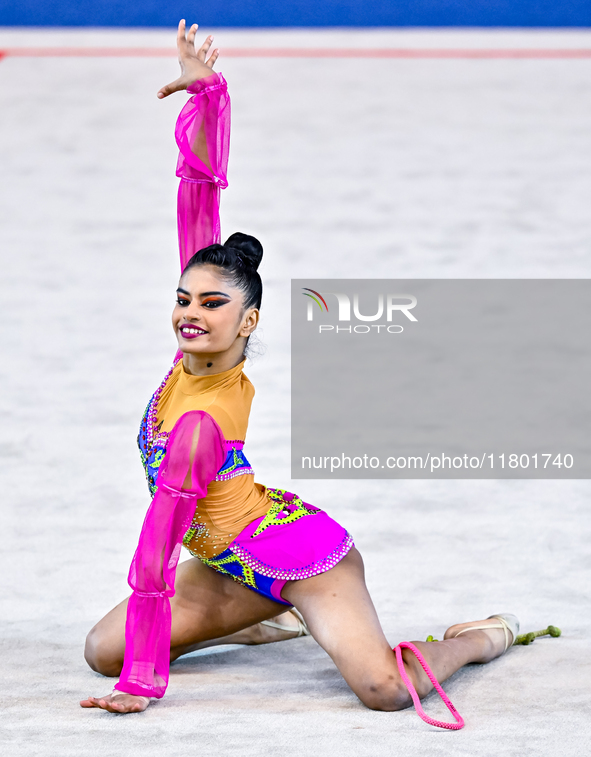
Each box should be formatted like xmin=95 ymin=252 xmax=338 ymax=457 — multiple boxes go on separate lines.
xmin=394 ymin=642 xmax=465 ymax=730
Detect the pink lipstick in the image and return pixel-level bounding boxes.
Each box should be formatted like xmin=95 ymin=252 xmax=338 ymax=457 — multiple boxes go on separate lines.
xmin=179 ymin=324 xmax=207 ymax=339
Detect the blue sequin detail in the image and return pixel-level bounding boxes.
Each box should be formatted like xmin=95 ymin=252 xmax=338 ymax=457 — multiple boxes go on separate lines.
xmin=138 ymin=401 xmax=253 ymax=497
xmin=200 ymin=547 xmax=292 ymax=606
xmin=216 ymin=447 xmax=253 ymax=481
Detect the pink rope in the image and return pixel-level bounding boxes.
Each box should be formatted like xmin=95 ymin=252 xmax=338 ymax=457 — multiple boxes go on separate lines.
xmin=394 ymin=642 xmax=465 ymax=730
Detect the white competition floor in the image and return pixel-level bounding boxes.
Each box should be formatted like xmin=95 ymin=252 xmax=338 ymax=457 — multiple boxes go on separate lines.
xmin=1 ymin=26 xmax=590 ymax=756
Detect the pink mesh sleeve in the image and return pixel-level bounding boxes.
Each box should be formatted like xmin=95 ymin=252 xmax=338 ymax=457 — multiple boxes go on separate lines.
xmin=114 ymin=411 xmax=226 ymax=699
xmin=175 ymin=72 xmax=231 ymax=271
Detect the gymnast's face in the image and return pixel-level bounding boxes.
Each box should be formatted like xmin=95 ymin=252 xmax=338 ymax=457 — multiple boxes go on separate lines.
xmin=172 ymin=264 xmax=259 ymax=372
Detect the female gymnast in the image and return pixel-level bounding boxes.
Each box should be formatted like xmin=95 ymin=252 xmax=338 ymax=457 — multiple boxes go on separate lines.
xmin=80 ymin=22 xmax=519 ymax=726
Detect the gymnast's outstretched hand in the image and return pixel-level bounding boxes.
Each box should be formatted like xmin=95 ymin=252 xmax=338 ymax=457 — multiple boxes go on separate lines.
xmin=80 ymin=691 xmax=150 ymax=714
xmin=157 ymin=19 xmax=220 ymax=99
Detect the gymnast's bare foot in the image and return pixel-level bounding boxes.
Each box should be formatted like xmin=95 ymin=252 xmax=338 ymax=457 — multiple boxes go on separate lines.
xmin=80 ymin=691 xmax=150 ymax=713
xmin=443 ymin=616 xmax=516 ymax=663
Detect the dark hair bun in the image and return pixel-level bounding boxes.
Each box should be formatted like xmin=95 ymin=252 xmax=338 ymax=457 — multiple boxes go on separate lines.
xmin=224 ymin=232 xmax=263 ymax=271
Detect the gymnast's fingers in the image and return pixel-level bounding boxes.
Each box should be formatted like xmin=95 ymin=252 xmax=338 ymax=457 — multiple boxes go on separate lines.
xmin=197 ymin=35 xmax=214 ymax=63
xmin=186 ymin=23 xmax=199 ymax=48
xmin=80 ymin=695 xmax=113 ymax=710
xmin=206 ymin=48 xmax=220 ymax=68
xmin=176 ymin=19 xmax=186 ymax=48
xmin=82 ymin=694 xmax=142 ymax=713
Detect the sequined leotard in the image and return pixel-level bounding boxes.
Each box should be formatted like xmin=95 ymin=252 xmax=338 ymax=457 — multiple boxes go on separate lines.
xmin=139 ymin=357 xmax=271 ymax=559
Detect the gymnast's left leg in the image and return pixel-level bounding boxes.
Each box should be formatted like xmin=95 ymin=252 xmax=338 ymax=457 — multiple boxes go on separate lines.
xmin=282 ymin=547 xmax=515 ymax=711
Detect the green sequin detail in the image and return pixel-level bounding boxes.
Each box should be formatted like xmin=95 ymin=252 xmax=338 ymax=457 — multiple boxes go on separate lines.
xmin=251 ymin=490 xmax=309 ymax=538
xmin=183 ymin=525 xmax=205 ymax=547
xmin=217 ymin=447 xmax=242 ymax=477
xmin=200 ymin=551 xmax=257 ymax=588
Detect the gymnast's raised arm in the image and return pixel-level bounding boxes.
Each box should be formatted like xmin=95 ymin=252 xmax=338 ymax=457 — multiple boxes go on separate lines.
xmin=159 ymin=20 xmax=231 ymax=271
